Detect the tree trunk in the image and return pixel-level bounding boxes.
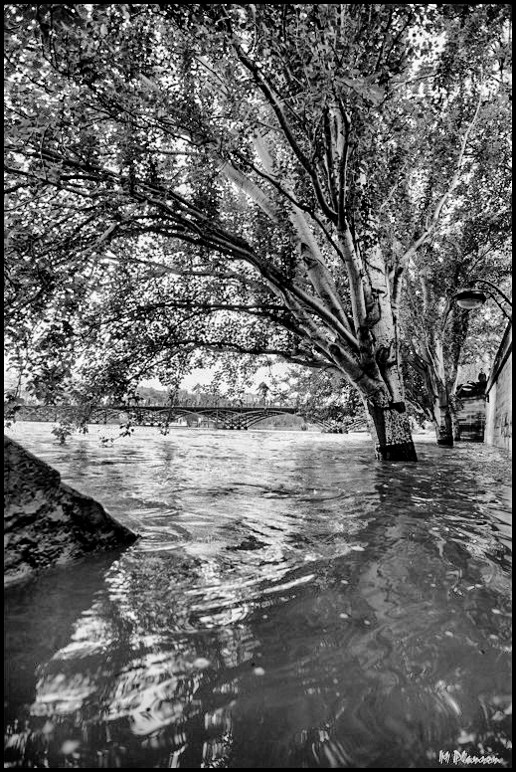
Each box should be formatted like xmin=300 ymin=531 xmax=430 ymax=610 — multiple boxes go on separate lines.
xmin=451 ymin=409 xmax=461 ymax=441
xmin=367 ymin=401 xmax=418 ymax=461
xmin=436 ymin=411 xmax=453 ymax=446
xmin=354 ymin=243 xmax=418 ymax=462
xmin=434 ymin=390 xmax=454 ymax=446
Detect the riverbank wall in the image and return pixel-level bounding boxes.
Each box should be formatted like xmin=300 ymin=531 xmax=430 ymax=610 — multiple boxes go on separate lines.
xmin=484 ymin=324 xmax=512 ymax=456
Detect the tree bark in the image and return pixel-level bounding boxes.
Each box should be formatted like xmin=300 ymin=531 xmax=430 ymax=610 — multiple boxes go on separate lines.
xmin=355 ymin=243 xmax=417 ymax=461
xmin=367 ymin=400 xmax=418 ymax=461
xmin=451 ymin=408 xmax=461 ymax=441
xmin=436 ymin=412 xmax=454 ymax=446
xmin=434 ymin=390 xmax=454 ymax=446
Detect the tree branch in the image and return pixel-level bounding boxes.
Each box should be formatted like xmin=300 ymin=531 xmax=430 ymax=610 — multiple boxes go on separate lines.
xmin=230 ymin=39 xmax=338 ymax=223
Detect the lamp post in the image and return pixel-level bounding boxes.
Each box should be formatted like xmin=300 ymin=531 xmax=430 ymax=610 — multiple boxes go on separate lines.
xmin=453 ymin=279 xmax=512 ymax=322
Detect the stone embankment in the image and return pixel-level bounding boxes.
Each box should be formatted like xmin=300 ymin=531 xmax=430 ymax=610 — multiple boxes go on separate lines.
xmin=485 ymin=324 xmax=512 ymax=455
xmin=4 ymin=436 xmax=137 ymax=586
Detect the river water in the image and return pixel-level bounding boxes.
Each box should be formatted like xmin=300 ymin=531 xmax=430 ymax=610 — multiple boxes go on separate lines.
xmin=4 ymin=423 xmax=512 ymax=768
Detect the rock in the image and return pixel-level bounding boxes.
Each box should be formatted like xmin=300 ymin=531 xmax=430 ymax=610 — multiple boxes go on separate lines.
xmin=4 ymin=436 xmax=138 ymax=586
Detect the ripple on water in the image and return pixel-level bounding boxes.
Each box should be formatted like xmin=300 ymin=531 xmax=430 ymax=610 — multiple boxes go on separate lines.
xmin=3 ymin=424 xmax=512 ymax=768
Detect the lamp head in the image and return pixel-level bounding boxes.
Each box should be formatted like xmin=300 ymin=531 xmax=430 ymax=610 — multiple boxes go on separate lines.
xmin=454 ymin=288 xmax=487 ymax=311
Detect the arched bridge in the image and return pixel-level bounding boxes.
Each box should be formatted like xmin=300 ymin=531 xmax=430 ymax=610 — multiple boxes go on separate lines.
xmin=13 ymin=404 xmax=368 ymax=432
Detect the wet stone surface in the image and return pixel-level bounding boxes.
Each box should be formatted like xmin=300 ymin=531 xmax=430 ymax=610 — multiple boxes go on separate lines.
xmin=4 ymin=436 xmax=137 ymax=586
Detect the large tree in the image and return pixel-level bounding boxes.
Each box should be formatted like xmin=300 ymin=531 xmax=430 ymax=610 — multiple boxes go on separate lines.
xmin=396 ymin=6 xmax=512 ymax=445
xmin=4 ymin=4 xmax=511 ymax=460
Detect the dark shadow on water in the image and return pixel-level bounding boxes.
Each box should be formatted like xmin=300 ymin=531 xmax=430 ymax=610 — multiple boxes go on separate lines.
xmin=4 ymin=551 xmax=127 ymax=720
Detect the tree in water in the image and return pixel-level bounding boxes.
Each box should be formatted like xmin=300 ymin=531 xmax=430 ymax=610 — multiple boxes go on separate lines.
xmin=402 ymin=243 xmax=510 ymax=446
xmin=396 ymin=3 xmax=511 ymax=446
xmin=4 ymin=4 xmax=511 ymax=459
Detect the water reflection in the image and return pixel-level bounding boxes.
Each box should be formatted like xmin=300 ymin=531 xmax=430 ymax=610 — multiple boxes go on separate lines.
xmin=4 ymin=424 xmax=512 ymax=768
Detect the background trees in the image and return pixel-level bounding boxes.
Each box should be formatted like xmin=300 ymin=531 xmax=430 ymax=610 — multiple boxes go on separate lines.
xmin=270 ymin=367 xmax=367 ymax=432
xmin=401 ymin=241 xmax=511 ymax=445
xmin=4 ymin=4 xmax=512 ymax=459
xmin=393 ymin=5 xmax=512 ymax=445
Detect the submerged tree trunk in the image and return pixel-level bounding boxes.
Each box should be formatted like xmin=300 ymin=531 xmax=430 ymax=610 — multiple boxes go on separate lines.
xmin=367 ymin=399 xmax=418 ymax=461
xmin=358 ymin=243 xmax=418 ymax=462
xmin=434 ymin=390 xmax=454 ymax=446
xmin=406 ymin=301 xmax=469 ymax=450
xmin=436 ymin=414 xmax=454 ymax=446
xmin=451 ymin=407 xmax=461 ymax=441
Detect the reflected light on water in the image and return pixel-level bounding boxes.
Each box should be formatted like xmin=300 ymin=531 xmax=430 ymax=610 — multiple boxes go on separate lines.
xmin=4 ymin=423 xmax=512 ymax=768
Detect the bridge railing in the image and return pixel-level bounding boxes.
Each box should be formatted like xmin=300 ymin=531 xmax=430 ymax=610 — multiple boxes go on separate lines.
xmin=8 ymin=403 xmax=368 ymax=432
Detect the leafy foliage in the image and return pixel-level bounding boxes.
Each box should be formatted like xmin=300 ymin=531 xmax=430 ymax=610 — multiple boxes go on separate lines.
xmin=271 ymin=366 xmax=367 ymax=431
xmin=4 ymin=4 xmax=512 ymax=454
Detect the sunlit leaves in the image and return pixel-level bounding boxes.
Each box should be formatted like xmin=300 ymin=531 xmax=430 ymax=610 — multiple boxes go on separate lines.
xmin=4 ymin=3 xmax=512 ymax=417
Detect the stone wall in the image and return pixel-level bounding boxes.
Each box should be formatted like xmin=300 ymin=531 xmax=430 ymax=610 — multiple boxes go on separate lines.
xmin=4 ymin=436 xmax=138 ymax=586
xmin=456 ymin=396 xmax=486 ymax=442
xmin=484 ymin=325 xmax=512 ymax=455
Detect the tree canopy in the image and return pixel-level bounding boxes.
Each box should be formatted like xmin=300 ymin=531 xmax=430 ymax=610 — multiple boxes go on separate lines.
xmin=4 ymin=3 xmax=512 ymax=458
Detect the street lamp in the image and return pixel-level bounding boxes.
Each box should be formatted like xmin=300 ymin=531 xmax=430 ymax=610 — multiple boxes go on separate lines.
xmin=454 ymin=288 xmax=487 ymax=310
xmin=454 ymin=279 xmax=512 ymax=322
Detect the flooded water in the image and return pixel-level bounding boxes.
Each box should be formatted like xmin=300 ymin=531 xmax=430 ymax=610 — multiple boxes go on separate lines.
xmin=4 ymin=423 xmax=512 ymax=768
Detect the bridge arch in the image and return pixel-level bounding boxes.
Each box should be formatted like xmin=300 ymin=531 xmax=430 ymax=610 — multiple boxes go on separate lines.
xmin=242 ymin=411 xmax=325 ymax=430
xmin=13 ymin=404 xmax=367 ymax=433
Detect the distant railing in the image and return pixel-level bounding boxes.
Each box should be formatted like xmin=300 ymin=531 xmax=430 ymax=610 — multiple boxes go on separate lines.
xmin=8 ymin=403 xmax=368 ymax=433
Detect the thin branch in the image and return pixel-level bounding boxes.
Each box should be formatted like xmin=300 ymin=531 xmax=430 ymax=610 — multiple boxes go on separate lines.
xmin=230 ymin=39 xmax=338 ymax=223
xmin=401 ymin=91 xmax=484 ymax=265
